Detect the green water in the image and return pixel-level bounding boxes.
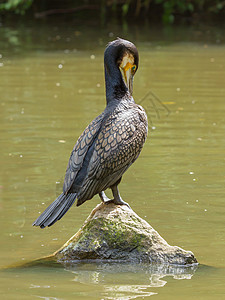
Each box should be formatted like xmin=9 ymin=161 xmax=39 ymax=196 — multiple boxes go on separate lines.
xmin=0 ymin=21 xmax=225 ymax=299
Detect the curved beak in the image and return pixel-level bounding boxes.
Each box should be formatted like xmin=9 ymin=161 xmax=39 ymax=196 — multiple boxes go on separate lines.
xmin=120 ymin=64 xmax=134 ymax=95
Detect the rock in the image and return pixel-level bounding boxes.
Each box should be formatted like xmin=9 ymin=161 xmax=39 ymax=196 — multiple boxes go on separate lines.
xmin=54 ymin=203 xmax=198 ymax=265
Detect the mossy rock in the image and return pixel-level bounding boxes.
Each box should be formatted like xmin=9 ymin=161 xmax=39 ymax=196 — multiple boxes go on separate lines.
xmin=54 ymin=203 xmax=197 ymax=265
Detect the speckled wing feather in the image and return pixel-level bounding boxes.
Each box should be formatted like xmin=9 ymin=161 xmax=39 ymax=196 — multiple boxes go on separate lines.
xmin=77 ymin=103 xmax=148 ymax=204
xmin=63 ymin=113 xmax=104 ymax=194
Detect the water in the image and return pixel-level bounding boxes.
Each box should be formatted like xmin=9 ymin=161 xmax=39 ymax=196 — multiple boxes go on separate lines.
xmin=0 ymin=21 xmax=225 ymax=299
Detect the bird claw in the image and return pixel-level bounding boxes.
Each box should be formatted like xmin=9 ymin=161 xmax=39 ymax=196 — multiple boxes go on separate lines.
xmin=119 ymin=200 xmax=131 ymax=209
xmin=103 ymin=199 xmax=115 ymax=205
xmin=99 ymin=192 xmax=131 ymax=208
xmin=105 ymin=198 xmax=131 ymax=209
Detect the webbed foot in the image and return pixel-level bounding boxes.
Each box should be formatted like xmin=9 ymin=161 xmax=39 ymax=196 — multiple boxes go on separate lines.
xmin=99 ymin=191 xmax=130 ymax=208
xmin=111 ymin=185 xmax=131 ymax=209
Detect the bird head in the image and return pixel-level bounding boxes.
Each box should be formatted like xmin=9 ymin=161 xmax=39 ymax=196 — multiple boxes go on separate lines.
xmin=104 ymin=38 xmax=139 ymax=97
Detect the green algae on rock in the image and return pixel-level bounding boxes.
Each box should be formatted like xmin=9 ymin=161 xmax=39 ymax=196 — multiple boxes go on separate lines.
xmin=54 ymin=203 xmax=197 ymax=265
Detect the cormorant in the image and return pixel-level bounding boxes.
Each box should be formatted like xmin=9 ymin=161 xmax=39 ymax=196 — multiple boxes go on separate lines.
xmin=33 ymin=38 xmax=148 ymax=228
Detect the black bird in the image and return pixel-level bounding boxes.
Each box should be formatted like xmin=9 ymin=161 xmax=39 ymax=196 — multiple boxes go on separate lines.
xmin=33 ymin=38 xmax=148 ymax=228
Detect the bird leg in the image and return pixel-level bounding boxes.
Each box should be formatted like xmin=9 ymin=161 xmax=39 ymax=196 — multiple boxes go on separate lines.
xmin=99 ymin=188 xmax=131 ymax=209
xmin=111 ymin=185 xmax=131 ymax=209
xmin=99 ymin=191 xmax=111 ymax=204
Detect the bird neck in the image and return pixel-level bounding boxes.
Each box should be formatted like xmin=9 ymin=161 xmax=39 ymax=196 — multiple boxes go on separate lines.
xmin=104 ymin=62 xmax=130 ymax=106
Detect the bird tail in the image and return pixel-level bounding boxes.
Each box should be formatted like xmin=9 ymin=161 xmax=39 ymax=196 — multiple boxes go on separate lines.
xmin=33 ymin=193 xmax=77 ymax=229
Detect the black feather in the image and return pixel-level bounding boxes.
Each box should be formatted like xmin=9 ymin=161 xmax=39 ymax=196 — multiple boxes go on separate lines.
xmin=33 ymin=193 xmax=76 ymax=228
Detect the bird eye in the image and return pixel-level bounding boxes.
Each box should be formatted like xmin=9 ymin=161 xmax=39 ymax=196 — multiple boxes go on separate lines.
xmin=132 ymin=65 xmax=136 ymax=72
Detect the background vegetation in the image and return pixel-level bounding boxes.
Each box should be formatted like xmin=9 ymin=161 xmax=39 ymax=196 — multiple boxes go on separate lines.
xmin=0 ymin=0 xmax=224 ymax=24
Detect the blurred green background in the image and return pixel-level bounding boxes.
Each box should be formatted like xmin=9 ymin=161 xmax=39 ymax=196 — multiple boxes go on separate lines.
xmin=0 ymin=0 xmax=225 ymax=24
